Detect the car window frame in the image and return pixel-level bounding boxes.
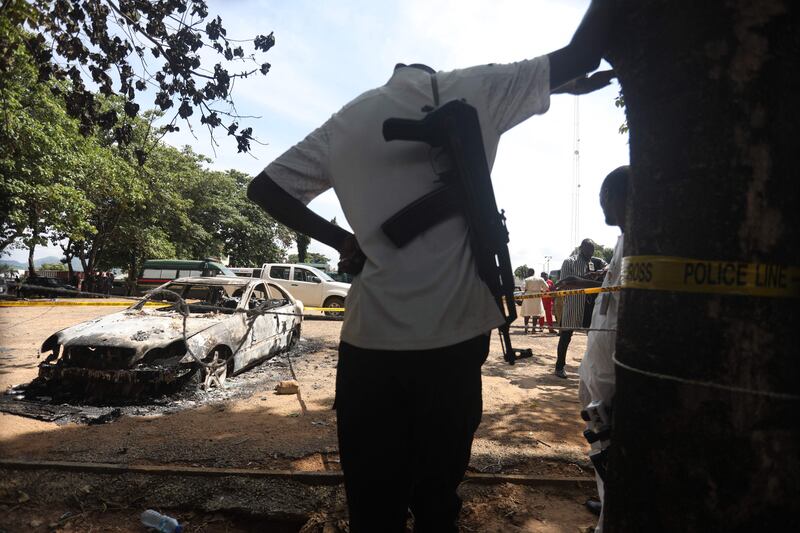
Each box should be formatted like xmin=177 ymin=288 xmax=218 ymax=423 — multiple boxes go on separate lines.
xmin=270 ymin=265 xmax=291 ymax=280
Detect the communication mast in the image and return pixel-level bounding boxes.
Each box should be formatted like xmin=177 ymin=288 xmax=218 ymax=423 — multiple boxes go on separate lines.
xmin=570 ymin=96 xmax=581 ymax=247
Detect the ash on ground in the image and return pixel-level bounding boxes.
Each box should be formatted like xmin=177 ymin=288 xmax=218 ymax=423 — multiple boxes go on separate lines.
xmin=0 ymin=338 xmax=325 ymax=425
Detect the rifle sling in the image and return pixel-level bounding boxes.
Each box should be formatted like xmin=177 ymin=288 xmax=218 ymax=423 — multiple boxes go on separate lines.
xmin=381 ymin=184 xmax=461 ymax=248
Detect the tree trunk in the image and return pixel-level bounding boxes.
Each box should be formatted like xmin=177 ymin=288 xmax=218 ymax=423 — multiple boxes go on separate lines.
xmin=27 ymin=243 xmax=36 ymax=277
xmin=296 ymin=232 xmax=310 ymax=263
xmin=605 ymin=1 xmax=798 ymax=531
xmin=77 ymin=244 xmax=88 ymax=274
xmin=62 ymin=240 xmax=74 ymax=283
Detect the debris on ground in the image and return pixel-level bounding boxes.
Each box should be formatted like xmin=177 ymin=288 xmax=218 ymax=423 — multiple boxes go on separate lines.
xmin=0 ymin=339 xmax=324 ymax=425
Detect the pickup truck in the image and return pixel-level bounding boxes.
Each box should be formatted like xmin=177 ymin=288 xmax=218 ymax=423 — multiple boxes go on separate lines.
xmin=260 ymin=263 xmax=350 ymax=311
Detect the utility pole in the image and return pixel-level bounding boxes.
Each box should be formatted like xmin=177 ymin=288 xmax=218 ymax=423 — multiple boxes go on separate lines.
xmin=570 ymin=96 xmax=581 ymax=247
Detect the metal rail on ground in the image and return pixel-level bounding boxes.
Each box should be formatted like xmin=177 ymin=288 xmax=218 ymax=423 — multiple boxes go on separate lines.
xmin=0 ymin=459 xmax=595 ymax=488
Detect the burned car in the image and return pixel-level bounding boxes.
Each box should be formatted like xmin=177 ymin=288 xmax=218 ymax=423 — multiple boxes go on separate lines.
xmin=34 ymin=277 xmax=303 ymax=402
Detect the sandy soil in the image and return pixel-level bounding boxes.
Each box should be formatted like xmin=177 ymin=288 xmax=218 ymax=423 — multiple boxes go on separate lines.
xmin=0 ymin=303 xmax=597 ymax=531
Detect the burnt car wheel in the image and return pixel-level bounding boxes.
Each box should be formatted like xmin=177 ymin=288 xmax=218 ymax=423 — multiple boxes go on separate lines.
xmin=191 ymin=347 xmax=233 ymax=391
xmin=289 ymin=324 xmax=301 ymax=348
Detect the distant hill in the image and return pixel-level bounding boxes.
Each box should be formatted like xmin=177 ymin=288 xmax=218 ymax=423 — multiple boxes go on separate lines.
xmin=0 ymin=259 xmax=26 ymax=270
xmin=0 ymin=256 xmax=83 ymax=271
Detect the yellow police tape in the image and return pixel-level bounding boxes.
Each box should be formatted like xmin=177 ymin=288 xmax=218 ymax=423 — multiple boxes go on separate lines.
xmin=0 ymin=300 xmax=347 ymax=312
xmin=515 ymin=286 xmax=620 ymax=301
xmin=621 ymin=255 xmax=799 ymax=298
xmin=0 ymin=300 xmax=156 ymax=307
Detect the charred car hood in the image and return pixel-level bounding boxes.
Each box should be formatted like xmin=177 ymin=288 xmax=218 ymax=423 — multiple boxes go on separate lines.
xmin=43 ymin=309 xmax=227 ymax=355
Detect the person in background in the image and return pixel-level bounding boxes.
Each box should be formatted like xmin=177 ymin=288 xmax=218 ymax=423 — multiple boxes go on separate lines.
xmin=105 ymin=271 xmax=114 ymax=294
xmin=553 ymin=239 xmax=607 ymax=378
xmin=522 ymin=268 xmax=549 ymax=334
xmin=538 ymin=272 xmax=556 ymax=333
xmin=559 ymin=166 xmax=629 ymax=532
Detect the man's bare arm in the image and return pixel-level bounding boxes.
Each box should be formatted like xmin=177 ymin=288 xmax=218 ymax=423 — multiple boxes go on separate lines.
xmin=552 ymin=69 xmax=615 ymax=95
xmin=247 ymin=171 xmax=351 ymax=251
xmin=247 ymin=172 xmax=367 ymax=275
xmin=547 ymin=0 xmax=611 ymax=92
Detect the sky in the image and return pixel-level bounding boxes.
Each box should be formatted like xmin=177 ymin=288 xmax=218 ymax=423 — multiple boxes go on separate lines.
xmin=8 ymin=0 xmax=629 ymax=274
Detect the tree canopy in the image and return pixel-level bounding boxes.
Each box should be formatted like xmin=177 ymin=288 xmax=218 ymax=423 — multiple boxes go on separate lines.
xmin=1 ymin=35 xmax=292 ymax=283
xmin=514 ymin=264 xmax=532 ymax=279
xmin=0 ymin=0 xmax=275 ymax=155
xmin=288 ymin=252 xmax=331 ymax=267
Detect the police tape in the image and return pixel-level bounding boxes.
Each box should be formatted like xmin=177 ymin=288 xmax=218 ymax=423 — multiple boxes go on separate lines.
xmin=514 ymin=285 xmax=621 ymax=301
xmin=621 ymin=256 xmax=799 ymax=298
xmin=0 ymin=300 xmax=347 ymax=312
xmin=0 ymin=300 xmax=160 ymax=307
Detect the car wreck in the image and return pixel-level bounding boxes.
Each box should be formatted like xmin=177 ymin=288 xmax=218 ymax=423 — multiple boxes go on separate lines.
xmin=32 ymin=277 xmax=303 ymax=403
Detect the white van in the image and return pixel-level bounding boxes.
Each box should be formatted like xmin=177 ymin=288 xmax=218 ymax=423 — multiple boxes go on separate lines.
xmin=260 ymin=263 xmax=350 ymax=310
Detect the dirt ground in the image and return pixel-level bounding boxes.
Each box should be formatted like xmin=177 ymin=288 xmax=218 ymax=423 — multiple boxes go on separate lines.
xmin=0 ymin=303 xmax=598 ymax=532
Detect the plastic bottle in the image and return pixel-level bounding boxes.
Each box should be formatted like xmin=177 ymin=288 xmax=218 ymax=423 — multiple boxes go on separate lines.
xmin=140 ymin=509 xmax=183 ymax=533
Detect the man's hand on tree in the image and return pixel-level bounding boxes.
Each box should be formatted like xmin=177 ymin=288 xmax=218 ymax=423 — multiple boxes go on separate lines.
xmin=553 ymin=70 xmax=616 ymax=95
xmin=338 ymin=234 xmax=366 ymax=276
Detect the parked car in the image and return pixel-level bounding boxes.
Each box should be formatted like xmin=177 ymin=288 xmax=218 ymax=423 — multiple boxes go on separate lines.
xmin=34 ymin=277 xmax=303 ymax=402
xmin=18 ymin=276 xmax=79 ymax=298
xmin=136 ymin=259 xmax=236 ymax=294
xmin=228 ymin=267 xmax=263 ymax=278
xmin=260 ymin=263 xmax=350 ymax=312
xmin=326 ymin=271 xmax=353 ymax=283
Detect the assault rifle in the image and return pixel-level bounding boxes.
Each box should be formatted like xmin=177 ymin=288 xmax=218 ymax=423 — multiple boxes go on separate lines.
xmin=382 ymin=99 xmax=532 ymax=364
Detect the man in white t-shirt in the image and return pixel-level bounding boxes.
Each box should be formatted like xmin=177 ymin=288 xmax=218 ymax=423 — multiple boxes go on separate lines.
xmin=247 ymin=3 xmax=613 ymax=529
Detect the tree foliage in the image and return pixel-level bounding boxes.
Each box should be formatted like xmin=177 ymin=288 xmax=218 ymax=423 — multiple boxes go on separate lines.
xmin=1 ymin=38 xmax=292 ymax=287
xmin=514 ymin=264 xmax=531 ymax=279
xmin=295 ymin=232 xmax=310 ymax=264
xmin=615 ymin=92 xmax=628 ymax=134
xmin=288 ymin=252 xmax=330 ymax=266
xmin=0 ymin=0 xmax=275 ymax=155
xmin=0 ymin=37 xmax=98 ymax=272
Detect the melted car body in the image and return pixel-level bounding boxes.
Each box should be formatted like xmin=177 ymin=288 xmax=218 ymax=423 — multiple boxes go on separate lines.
xmin=35 ymin=277 xmax=303 ymax=402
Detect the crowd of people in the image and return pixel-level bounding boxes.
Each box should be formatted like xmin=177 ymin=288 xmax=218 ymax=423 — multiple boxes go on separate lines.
xmin=77 ymin=271 xmax=116 ymax=294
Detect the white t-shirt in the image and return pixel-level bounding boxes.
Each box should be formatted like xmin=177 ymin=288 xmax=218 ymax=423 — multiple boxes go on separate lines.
xmin=578 ymin=234 xmax=624 ymax=404
xmin=265 ymin=57 xmax=551 ymax=350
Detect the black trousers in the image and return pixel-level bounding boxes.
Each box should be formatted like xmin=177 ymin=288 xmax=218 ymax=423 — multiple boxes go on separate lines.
xmin=336 ymin=335 xmax=489 ymax=532
xmin=557 ymin=296 xmax=595 ymax=371
xmin=556 ymin=330 xmax=574 ymax=371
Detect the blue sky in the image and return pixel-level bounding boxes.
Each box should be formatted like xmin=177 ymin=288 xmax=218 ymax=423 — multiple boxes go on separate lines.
xmin=8 ymin=0 xmax=629 ymax=273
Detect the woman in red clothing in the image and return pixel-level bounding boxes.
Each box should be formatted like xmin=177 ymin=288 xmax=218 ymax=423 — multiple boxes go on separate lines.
xmin=539 ymin=272 xmax=557 ymax=333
